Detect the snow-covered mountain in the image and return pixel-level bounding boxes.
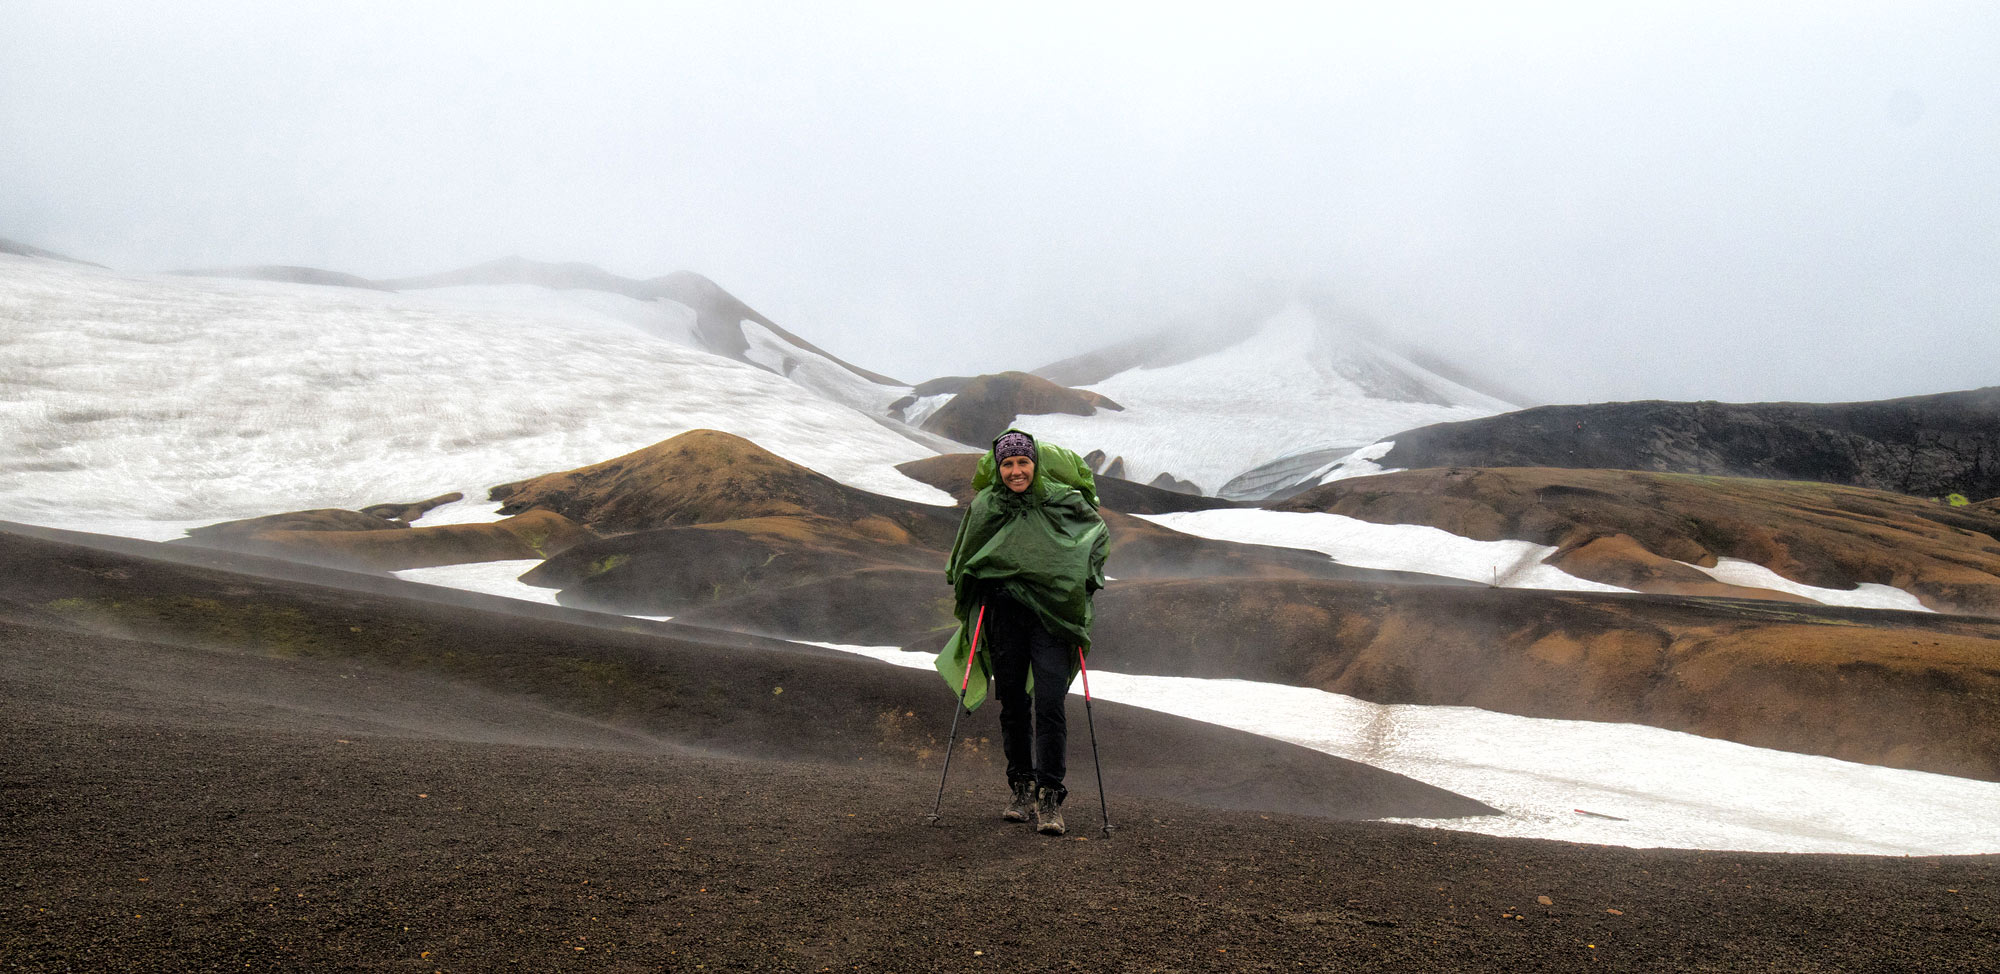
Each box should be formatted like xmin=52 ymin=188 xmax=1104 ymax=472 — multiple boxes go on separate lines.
xmin=176 ymin=255 xmax=924 ymax=422
xmin=0 ymin=253 xmax=952 ymax=535
xmin=1015 ymin=302 xmax=1519 ymax=497
xmin=159 ymin=259 xmax=1524 ymax=499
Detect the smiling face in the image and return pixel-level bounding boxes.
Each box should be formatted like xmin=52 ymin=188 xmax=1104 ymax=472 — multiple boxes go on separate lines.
xmin=999 ymin=454 xmax=1035 ymax=493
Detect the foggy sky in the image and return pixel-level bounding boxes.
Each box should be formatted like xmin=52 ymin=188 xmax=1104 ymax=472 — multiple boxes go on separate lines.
xmin=4 ymin=1 xmax=1996 ymax=405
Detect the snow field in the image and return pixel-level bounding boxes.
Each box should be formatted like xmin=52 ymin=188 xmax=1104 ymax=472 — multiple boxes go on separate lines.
xmin=397 ymin=284 xmax=703 ymax=348
xmin=738 ymin=319 xmax=908 ymax=417
xmin=0 ymin=257 xmax=950 ymax=530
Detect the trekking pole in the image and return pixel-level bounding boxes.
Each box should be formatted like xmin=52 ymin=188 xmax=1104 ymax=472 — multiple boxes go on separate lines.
xmin=1077 ymin=646 xmax=1114 ymax=838
xmin=926 ymin=603 xmax=987 ymax=827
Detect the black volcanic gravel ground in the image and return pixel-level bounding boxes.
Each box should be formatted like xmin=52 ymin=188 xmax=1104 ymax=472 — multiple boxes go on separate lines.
xmin=7 ymin=625 xmax=1998 ymax=973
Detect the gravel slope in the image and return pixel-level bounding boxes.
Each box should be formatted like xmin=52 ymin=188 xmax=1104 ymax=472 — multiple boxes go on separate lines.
xmin=6 ymin=617 xmax=1998 ymax=972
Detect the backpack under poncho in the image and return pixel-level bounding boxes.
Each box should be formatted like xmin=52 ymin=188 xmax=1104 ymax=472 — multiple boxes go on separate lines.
xmin=934 ymin=429 xmax=1109 ymax=710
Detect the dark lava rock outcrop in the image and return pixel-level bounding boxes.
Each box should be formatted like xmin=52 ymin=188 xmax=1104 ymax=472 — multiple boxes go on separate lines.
xmin=1371 ymin=387 xmax=2000 ymax=500
xmin=910 ymin=371 xmax=1123 ymax=447
xmin=1277 ymin=467 xmax=2000 ymax=614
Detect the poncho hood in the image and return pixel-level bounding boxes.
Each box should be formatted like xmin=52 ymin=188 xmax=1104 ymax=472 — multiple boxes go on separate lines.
xmin=934 ymin=430 xmax=1109 ymax=710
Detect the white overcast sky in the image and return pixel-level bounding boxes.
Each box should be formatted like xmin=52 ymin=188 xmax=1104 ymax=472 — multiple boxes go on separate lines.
xmin=3 ymin=1 xmax=1996 ymax=404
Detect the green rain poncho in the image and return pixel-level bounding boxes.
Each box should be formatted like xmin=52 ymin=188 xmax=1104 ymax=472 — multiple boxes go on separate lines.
xmin=933 ymin=430 xmax=1110 ymax=710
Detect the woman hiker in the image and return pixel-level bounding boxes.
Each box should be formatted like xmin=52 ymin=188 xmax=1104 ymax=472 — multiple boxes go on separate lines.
xmin=936 ymin=429 xmax=1109 ymax=836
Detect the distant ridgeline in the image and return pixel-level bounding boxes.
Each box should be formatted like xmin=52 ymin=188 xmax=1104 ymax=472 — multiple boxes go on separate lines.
xmin=1374 ymin=387 xmax=2000 ymax=502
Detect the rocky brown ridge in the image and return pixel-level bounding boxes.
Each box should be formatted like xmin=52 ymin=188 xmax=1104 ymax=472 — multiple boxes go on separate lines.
xmin=1278 ymin=467 xmax=2000 ymax=614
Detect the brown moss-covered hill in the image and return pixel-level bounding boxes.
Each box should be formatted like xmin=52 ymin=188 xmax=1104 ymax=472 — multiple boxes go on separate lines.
xmin=1054 ymin=577 xmax=2000 ymax=781
xmin=178 ymin=508 xmax=590 ymax=573
xmin=1277 ymin=467 xmax=2000 ymax=614
xmin=491 ymin=429 xmax=960 ymax=549
xmin=901 ymin=372 xmax=1122 ymax=447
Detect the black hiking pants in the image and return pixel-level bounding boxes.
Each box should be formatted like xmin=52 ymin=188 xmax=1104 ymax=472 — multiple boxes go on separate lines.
xmin=985 ymin=593 xmax=1070 ymax=800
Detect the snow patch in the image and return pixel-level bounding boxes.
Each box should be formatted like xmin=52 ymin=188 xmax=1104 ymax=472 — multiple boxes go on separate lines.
xmin=392 ymin=560 xmax=559 ymax=604
xmin=1688 ymin=557 xmax=1932 ymax=612
xmin=1139 ymin=509 xmax=1628 ymax=592
xmin=1309 ymin=440 xmax=1400 ymax=485
xmin=897 ymin=392 xmax=954 ymax=429
xmin=407 ymin=492 xmax=511 ymax=526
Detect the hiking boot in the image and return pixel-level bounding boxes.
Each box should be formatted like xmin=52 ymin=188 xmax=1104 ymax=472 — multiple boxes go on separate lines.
xmin=1035 ymin=786 xmax=1066 ymax=836
xmin=1002 ymin=780 xmax=1035 ymax=823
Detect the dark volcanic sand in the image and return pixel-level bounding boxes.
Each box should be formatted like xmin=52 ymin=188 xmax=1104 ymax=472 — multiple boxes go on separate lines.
xmin=4 ymin=528 xmax=1998 ymax=971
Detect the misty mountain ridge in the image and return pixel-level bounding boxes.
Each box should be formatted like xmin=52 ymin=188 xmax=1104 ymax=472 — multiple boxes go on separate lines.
xmin=162 ymin=253 xmax=908 ymax=409
xmin=0 ymin=236 xmax=103 ymax=267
